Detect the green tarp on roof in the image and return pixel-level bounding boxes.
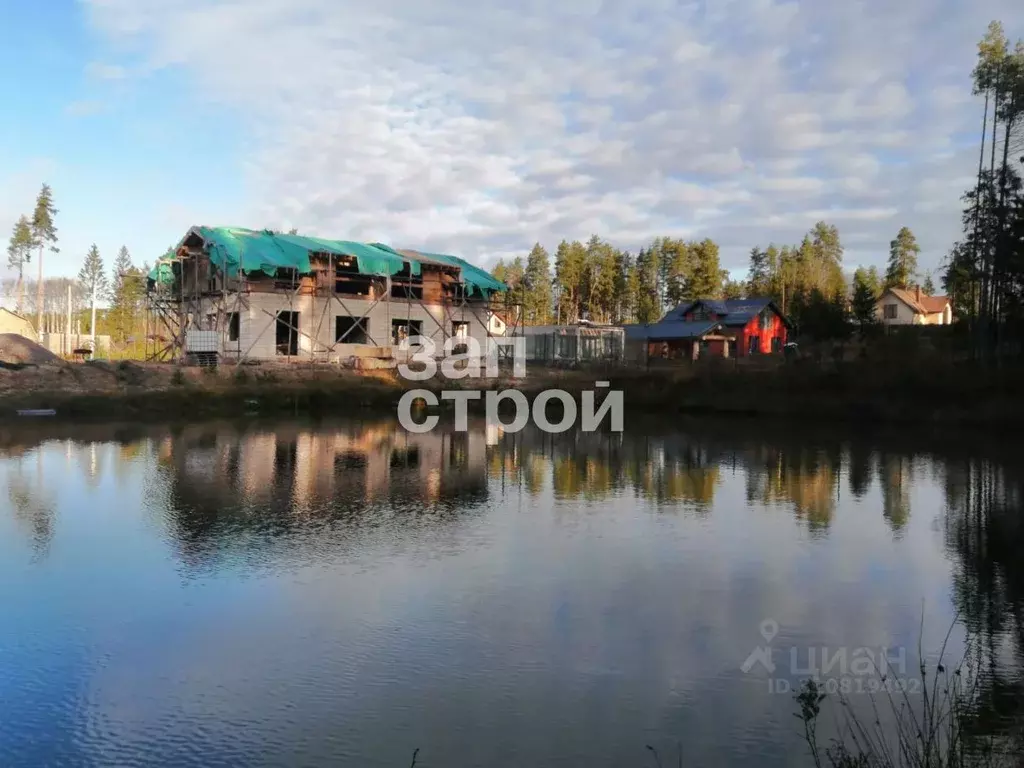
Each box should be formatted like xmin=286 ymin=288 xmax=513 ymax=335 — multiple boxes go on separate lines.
xmin=413 ymin=250 xmax=507 ymax=296
xmin=153 ymin=226 xmax=506 ymax=294
xmin=188 ymin=227 xmax=418 ymax=278
xmin=148 ymin=251 xmax=176 ymax=285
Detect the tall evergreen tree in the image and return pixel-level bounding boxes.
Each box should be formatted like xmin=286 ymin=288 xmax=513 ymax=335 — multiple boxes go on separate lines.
xmin=522 ymin=243 xmax=552 ymax=325
xmin=811 ymin=221 xmax=845 ymax=296
xmin=554 ymin=240 xmax=586 ymax=323
xmin=746 ymin=246 xmax=771 ymax=296
xmin=78 ymin=244 xmax=106 ymax=341
xmin=922 ymin=272 xmax=937 ymax=295
xmin=851 ymin=267 xmax=881 ymax=333
xmin=108 ymin=246 xmax=144 ymax=344
xmin=613 ymin=250 xmax=633 ymax=323
xmin=491 ymin=259 xmax=508 ymax=285
xmin=6 ymin=215 xmax=33 ymax=313
xmin=722 ymin=279 xmax=745 ymax=299
xmin=633 ymin=247 xmax=662 ymax=323
xmin=30 ymin=184 xmax=59 ymax=331
xmin=885 ymin=227 xmax=921 ymax=289
xmin=683 ymin=239 xmax=724 ymax=299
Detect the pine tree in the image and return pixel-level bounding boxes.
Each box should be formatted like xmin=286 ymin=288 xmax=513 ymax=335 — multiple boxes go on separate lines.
xmin=851 ymin=267 xmax=881 ymax=333
xmin=522 ymin=244 xmax=552 ymax=325
xmin=30 ymin=184 xmax=59 ymax=331
xmin=554 ymin=240 xmax=586 ymax=323
xmin=491 ymin=259 xmax=508 ymax=284
xmin=683 ymin=239 xmax=723 ymax=299
xmin=109 ymin=246 xmax=143 ymax=345
xmin=922 ymin=272 xmax=936 ymax=295
xmin=6 ymin=216 xmax=33 ymax=313
xmin=885 ymin=227 xmax=921 ymax=289
xmin=722 ymin=279 xmax=745 ymax=300
xmin=633 ymin=247 xmax=662 ymax=323
xmin=614 ymin=250 xmax=634 ymax=323
xmin=811 ymin=221 xmax=845 ymax=296
xmin=592 ymin=242 xmax=619 ymax=322
xmin=78 ymin=245 xmax=107 ymax=341
xmin=747 ymin=246 xmax=771 ymax=296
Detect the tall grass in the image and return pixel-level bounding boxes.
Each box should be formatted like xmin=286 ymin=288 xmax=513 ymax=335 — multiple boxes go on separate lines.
xmin=793 ymin=619 xmax=1018 ymax=767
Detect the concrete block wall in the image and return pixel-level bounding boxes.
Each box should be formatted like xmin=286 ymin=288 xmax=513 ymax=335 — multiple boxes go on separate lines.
xmin=205 ymin=293 xmax=495 ymax=361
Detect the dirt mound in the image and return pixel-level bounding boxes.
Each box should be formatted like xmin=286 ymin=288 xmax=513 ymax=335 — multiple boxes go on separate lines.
xmin=0 ymin=334 xmax=59 ymax=366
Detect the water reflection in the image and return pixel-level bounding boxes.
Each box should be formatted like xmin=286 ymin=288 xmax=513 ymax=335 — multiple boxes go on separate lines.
xmin=943 ymin=458 xmax=1024 ymax=749
xmin=4 ymin=453 xmax=55 ymax=560
xmin=0 ymin=418 xmax=1023 ymax=765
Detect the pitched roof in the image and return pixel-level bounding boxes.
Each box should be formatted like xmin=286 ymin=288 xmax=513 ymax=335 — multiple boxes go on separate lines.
xmin=886 ymin=288 xmax=950 ymax=315
xmin=623 ymin=320 xmax=722 ymax=340
xmin=666 ymin=297 xmax=792 ymax=328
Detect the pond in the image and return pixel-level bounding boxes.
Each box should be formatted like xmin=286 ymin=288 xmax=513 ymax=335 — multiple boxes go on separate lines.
xmin=0 ymin=417 xmax=1021 ymax=767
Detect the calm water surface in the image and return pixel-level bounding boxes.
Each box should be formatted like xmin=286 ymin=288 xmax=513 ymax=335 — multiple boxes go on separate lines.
xmin=1 ymin=417 xmax=1022 ymax=767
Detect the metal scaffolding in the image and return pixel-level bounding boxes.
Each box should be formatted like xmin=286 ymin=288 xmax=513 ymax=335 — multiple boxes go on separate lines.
xmin=146 ymin=241 xmax=517 ymax=366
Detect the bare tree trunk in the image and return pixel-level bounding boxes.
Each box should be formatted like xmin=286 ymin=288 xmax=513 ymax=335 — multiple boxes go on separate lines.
xmin=35 ymin=247 xmax=43 ymax=332
xmin=90 ymin=284 xmax=98 ymax=349
xmin=16 ymin=265 xmax=25 ymax=314
xmin=972 ymin=92 xmax=989 ymax=345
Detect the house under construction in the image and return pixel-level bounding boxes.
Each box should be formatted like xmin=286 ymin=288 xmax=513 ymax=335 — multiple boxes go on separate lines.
xmin=146 ymin=227 xmax=512 ymax=364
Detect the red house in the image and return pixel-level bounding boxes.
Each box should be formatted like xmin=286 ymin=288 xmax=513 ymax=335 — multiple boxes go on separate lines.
xmin=623 ymin=298 xmax=791 ymax=360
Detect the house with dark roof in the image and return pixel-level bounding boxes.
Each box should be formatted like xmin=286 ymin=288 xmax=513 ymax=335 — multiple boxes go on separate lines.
xmin=876 ymin=286 xmax=953 ymax=326
xmin=623 ymin=298 xmax=792 ymax=360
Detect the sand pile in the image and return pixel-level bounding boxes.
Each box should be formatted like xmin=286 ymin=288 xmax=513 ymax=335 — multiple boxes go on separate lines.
xmin=0 ymin=334 xmax=59 ymax=366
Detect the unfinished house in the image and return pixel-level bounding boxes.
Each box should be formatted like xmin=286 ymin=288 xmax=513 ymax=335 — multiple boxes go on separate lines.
xmin=147 ymin=227 xmax=510 ymax=364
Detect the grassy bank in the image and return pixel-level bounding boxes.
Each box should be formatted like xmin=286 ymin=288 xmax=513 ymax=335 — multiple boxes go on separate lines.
xmin=1 ymin=358 xmax=1023 ymax=429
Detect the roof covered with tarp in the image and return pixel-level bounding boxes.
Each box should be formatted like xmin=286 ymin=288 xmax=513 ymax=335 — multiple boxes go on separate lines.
xmin=149 ymin=227 xmax=506 ymax=295
xmin=188 ymin=227 xmax=419 ymax=278
xmin=391 ymin=247 xmax=507 ymax=297
xmin=148 ymin=250 xmax=176 ymax=285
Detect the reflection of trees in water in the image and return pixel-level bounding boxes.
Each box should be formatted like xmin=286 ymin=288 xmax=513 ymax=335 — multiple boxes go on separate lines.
xmin=5 ymin=455 xmax=56 ymax=560
xmin=847 ymin=444 xmax=875 ymax=499
xmin=741 ymin=445 xmax=839 ymax=532
xmin=944 ymin=457 xmax=1024 ymax=753
xmin=878 ymin=453 xmax=912 ymax=534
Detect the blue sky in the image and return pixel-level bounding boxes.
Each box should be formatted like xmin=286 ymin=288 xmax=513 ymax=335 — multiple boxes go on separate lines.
xmin=1 ymin=0 xmax=1020 ymax=287
xmin=0 ymin=0 xmax=244 ymax=277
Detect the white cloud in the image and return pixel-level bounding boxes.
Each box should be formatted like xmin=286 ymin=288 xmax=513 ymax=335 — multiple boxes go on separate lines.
xmin=80 ymin=0 xmax=1022 ymax=273
xmin=65 ymin=100 xmax=104 ymax=117
xmin=85 ymin=62 xmax=127 ymax=80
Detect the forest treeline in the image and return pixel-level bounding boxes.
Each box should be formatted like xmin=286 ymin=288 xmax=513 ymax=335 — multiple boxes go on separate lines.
xmin=491 ymin=223 xmax=930 ymax=341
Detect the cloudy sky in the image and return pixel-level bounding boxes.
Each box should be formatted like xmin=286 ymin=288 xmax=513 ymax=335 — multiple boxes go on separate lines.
xmin=1 ymin=0 xmax=1019 ymax=283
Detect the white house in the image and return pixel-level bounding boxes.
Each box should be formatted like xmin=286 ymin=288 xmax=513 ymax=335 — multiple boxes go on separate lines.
xmin=487 ymin=310 xmax=507 ymax=336
xmin=876 ymin=286 xmax=953 ymax=326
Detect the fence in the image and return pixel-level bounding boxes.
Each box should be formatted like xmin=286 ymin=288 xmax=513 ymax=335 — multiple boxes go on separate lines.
xmin=516 ymin=325 xmax=625 ymax=365
xmin=38 ymin=333 xmax=111 ymax=358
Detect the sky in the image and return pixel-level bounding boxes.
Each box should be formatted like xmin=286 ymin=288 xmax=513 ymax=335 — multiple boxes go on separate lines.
xmin=1 ymin=0 xmax=1020 ymax=285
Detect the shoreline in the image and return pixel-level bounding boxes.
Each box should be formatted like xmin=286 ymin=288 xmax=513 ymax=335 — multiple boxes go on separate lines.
xmin=1 ymin=359 xmax=1022 ymax=431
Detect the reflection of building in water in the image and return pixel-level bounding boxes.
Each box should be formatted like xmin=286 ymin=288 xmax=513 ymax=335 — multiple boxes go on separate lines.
xmin=158 ymin=420 xmax=490 ymax=513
